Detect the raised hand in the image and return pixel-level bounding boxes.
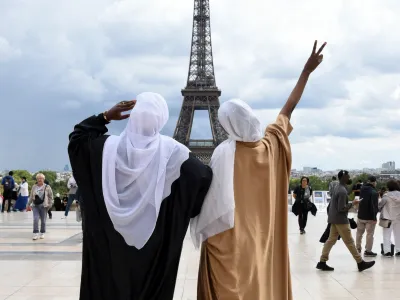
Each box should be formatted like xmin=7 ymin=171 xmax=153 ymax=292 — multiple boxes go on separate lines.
xmin=303 ymin=41 xmax=326 ymax=74
xmin=105 ymin=100 xmax=136 ymax=121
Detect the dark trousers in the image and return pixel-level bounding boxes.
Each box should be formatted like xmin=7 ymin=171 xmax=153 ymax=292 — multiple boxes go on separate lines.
xmin=298 ymin=209 xmax=309 ymax=230
xmin=1 ymin=191 xmax=12 ymax=212
xmin=48 ymin=206 xmax=52 ymax=218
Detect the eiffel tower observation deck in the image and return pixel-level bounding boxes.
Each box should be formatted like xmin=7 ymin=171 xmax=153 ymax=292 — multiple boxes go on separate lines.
xmin=173 ymin=0 xmax=227 ymax=164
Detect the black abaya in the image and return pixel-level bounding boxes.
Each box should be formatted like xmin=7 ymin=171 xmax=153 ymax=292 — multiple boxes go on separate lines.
xmin=68 ymin=114 xmax=213 ymax=300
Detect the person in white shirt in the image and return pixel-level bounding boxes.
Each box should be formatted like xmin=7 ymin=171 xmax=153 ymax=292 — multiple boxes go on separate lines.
xmin=62 ymin=175 xmax=78 ymax=218
xmin=13 ymin=177 xmax=29 ymax=212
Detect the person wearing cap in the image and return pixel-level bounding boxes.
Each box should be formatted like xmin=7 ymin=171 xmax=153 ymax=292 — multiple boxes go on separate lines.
xmin=316 ymin=170 xmax=375 ymax=272
xmin=356 ymin=175 xmax=379 ymax=257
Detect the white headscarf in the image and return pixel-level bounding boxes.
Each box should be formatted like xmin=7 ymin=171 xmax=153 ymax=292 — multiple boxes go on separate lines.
xmin=190 ymin=99 xmax=263 ymax=249
xmin=102 ymin=92 xmax=190 ymax=249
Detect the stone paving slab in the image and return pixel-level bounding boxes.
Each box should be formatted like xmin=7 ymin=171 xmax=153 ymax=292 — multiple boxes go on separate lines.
xmin=1 ymin=210 xmax=400 ymax=299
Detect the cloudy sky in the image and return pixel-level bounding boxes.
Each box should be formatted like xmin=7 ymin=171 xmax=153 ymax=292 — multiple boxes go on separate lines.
xmin=1 ymin=0 xmax=399 ymax=172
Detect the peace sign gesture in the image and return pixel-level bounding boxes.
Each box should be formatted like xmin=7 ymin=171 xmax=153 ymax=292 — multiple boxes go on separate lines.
xmin=303 ymin=41 xmax=326 ymax=74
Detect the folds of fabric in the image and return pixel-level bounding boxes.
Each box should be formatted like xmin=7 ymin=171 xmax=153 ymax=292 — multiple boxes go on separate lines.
xmin=198 ymin=114 xmax=293 ymax=300
xmin=190 ymin=99 xmax=263 ymax=249
xmin=68 ymin=114 xmax=213 ymax=300
xmin=102 ymin=92 xmax=190 ymax=249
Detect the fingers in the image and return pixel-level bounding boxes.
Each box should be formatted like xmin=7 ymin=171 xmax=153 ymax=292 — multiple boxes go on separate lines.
xmin=316 ymin=42 xmax=327 ymax=55
xmin=118 ymin=100 xmax=136 ymax=112
xmin=120 ymin=114 xmax=130 ymax=120
xmin=118 ymin=100 xmax=136 ymax=107
xmin=312 ymin=40 xmax=317 ymax=54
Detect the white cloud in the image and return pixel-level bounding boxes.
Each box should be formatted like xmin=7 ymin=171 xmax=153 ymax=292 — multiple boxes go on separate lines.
xmin=0 ymin=0 xmax=400 ymax=170
xmin=0 ymin=36 xmax=21 ymax=62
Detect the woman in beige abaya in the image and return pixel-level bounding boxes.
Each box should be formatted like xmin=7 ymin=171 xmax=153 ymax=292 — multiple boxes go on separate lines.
xmin=191 ymin=40 xmax=327 ymax=300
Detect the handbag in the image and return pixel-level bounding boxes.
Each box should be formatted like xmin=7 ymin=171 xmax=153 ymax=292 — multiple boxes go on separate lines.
xmin=307 ymin=200 xmax=313 ymax=210
xmin=379 ymin=218 xmax=392 ymax=228
xmin=33 ymin=185 xmax=47 ymax=205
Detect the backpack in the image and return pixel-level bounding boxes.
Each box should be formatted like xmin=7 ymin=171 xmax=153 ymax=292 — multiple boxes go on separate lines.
xmin=3 ymin=177 xmax=12 ymax=191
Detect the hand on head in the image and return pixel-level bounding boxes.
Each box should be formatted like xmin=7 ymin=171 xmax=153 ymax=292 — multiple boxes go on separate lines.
xmin=303 ymin=40 xmax=326 ymax=74
xmin=106 ymin=100 xmax=136 ymax=121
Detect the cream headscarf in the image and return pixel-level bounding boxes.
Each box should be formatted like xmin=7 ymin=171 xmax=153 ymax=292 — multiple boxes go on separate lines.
xmin=102 ymin=92 xmax=190 ymax=249
xmin=190 ymin=99 xmax=263 ymax=248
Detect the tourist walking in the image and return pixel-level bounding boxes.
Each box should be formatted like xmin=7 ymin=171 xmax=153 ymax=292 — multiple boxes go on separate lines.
xmin=379 ymin=180 xmax=400 ymax=257
xmin=68 ymin=93 xmax=212 ymax=300
xmin=13 ymin=177 xmax=29 ymax=211
xmin=316 ymin=170 xmax=375 ymax=272
xmin=193 ymin=40 xmax=326 ymax=300
xmin=293 ymin=176 xmax=314 ymax=234
xmin=28 ymin=173 xmax=54 ymax=240
xmin=1 ymin=171 xmax=15 ymax=213
xmin=62 ymin=176 xmax=77 ymax=218
xmin=356 ymin=176 xmax=379 ymax=256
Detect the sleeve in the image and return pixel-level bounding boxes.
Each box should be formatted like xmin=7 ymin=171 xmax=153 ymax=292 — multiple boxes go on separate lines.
xmin=265 ymin=114 xmax=293 ymax=137
xmin=47 ymin=186 xmax=54 ymax=204
xmin=337 ymin=190 xmax=352 ymax=212
xmin=378 ymin=195 xmax=388 ymax=212
xmin=68 ymin=114 xmax=109 ymax=184
xmin=191 ymin=165 xmax=213 ymax=218
xmin=372 ymin=191 xmax=379 ymax=220
xmin=28 ymin=186 xmax=34 ymax=206
xmin=293 ymin=186 xmax=299 ymax=198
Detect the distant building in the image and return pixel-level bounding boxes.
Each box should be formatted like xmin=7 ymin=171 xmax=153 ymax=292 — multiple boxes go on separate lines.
xmin=382 ymin=161 xmax=395 ymax=171
xmin=303 ymin=167 xmax=322 ymax=174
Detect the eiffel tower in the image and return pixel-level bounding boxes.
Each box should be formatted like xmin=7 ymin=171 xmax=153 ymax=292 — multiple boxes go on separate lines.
xmin=173 ymin=0 xmax=227 ymax=164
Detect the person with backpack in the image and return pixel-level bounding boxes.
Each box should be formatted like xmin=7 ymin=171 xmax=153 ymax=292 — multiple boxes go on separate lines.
xmin=1 ymin=171 xmax=15 ymax=213
xmin=28 ymin=173 xmax=54 ymax=240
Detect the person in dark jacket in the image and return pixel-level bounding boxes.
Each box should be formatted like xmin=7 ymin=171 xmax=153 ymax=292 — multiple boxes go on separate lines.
xmin=293 ymin=176 xmax=313 ymax=234
xmin=356 ymin=175 xmax=379 ymax=257
xmin=1 ymin=171 xmax=15 ymax=213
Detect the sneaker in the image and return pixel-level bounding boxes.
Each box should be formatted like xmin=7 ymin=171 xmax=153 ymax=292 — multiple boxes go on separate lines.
xmin=395 ymin=252 xmax=400 ymax=257
xmin=32 ymin=234 xmax=39 ymax=240
xmin=39 ymin=234 xmax=45 ymax=239
xmin=364 ymin=250 xmax=377 ymax=257
xmin=383 ymin=252 xmax=393 ymax=258
xmin=358 ymin=260 xmax=375 ymax=272
xmin=316 ymin=262 xmax=334 ymax=271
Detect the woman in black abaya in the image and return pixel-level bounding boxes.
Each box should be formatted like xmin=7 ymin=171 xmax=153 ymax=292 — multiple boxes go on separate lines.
xmin=68 ymin=93 xmax=212 ymax=300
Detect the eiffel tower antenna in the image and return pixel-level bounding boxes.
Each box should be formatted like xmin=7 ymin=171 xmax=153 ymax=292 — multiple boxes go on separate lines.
xmin=173 ymin=0 xmax=227 ymax=164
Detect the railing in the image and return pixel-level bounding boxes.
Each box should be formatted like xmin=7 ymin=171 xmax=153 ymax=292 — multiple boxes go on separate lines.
xmin=188 ymin=139 xmax=214 ymax=147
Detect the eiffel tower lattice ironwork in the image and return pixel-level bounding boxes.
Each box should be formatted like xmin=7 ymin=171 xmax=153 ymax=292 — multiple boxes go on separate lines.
xmin=173 ymin=0 xmax=227 ymax=164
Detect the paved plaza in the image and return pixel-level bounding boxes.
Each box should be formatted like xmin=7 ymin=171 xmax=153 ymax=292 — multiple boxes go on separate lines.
xmin=0 ymin=210 xmax=400 ymax=299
